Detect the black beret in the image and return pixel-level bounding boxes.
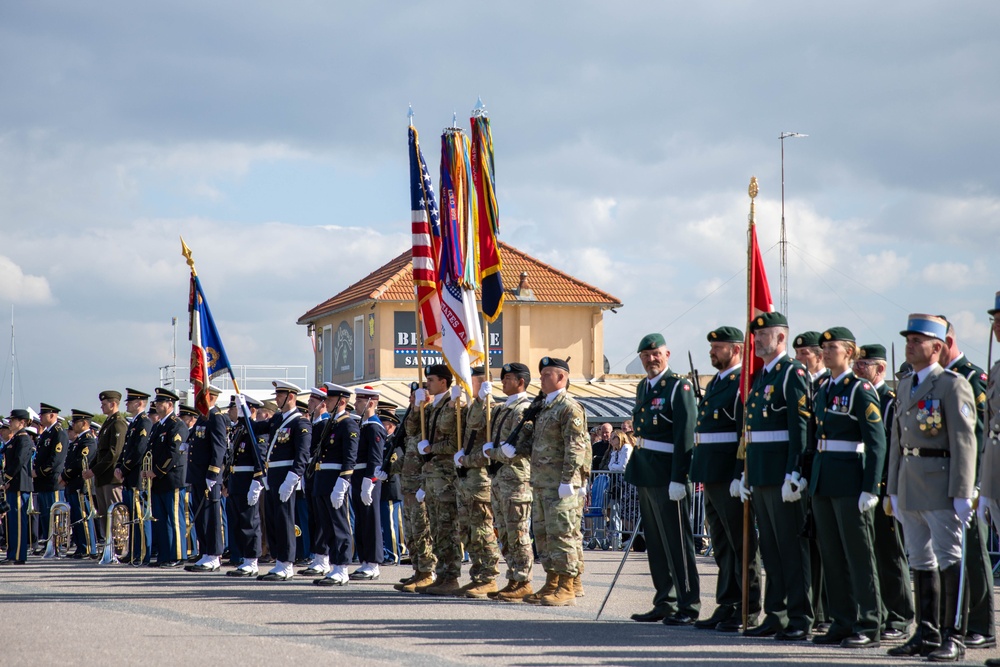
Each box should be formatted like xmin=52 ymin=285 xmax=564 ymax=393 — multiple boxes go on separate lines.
xmin=500 ymin=362 xmax=531 ymax=381
xmin=426 ymin=364 xmax=453 ymax=382
xmin=471 ymin=366 xmax=486 ymax=377
xmin=539 ymin=356 xmax=570 ymax=372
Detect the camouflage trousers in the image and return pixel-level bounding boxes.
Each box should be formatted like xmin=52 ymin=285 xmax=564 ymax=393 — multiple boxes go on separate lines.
xmin=456 ymin=474 xmax=500 ymax=582
xmin=402 ymin=492 xmax=436 ymax=574
xmin=532 ymin=486 xmax=584 ymax=577
xmin=491 ymin=476 xmax=534 ymax=582
xmin=425 ymin=473 xmax=463 ymax=579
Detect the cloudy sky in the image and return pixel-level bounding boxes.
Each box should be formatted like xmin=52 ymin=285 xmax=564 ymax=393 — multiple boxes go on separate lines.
xmin=2 ymin=2 xmax=998 ymax=412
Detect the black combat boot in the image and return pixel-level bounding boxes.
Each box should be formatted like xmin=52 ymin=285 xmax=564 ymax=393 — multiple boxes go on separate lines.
xmin=927 ymin=563 xmax=968 ymax=662
xmin=888 ymin=569 xmax=942 ymax=657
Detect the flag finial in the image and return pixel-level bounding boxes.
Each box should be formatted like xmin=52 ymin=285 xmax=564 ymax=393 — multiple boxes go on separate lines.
xmin=408 ymin=105 xmax=414 ymax=125
xmin=748 ymin=176 xmax=758 ymax=201
xmin=180 ymin=236 xmax=197 ymax=276
xmin=472 ymin=96 xmax=487 ymax=118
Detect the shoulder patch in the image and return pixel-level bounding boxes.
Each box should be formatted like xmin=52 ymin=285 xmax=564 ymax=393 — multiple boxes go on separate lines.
xmin=962 ymin=403 xmax=973 ymax=418
xmin=981 ymin=373 xmax=988 ymax=382
xmin=573 ymin=417 xmax=582 ymax=426
xmin=796 ymin=369 xmax=805 ymax=376
xmin=82 ymin=447 xmax=89 ymax=456
xmin=681 ymin=383 xmax=690 ymax=391
xmin=55 ymin=443 xmax=63 ymax=453
xmin=862 ymin=382 xmax=871 ymax=390
xmin=865 ymin=403 xmax=882 ymax=423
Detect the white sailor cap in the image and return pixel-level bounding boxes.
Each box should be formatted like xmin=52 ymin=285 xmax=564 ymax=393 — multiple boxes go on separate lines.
xmin=272 ymin=380 xmax=303 ymax=394
xmin=206 ymin=384 xmax=223 ymax=396
xmin=309 ymin=386 xmax=328 ymax=400
xmin=323 ymin=382 xmax=351 ymax=399
xmin=354 ymin=385 xmax=380 ymax=399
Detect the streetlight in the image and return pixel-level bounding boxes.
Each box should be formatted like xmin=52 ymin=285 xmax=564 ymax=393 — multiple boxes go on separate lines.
xmin=779 ymin=132 xmax=808 ymax=316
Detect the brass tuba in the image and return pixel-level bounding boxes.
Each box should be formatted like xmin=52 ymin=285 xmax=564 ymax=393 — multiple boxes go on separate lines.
xmin=80 ymin=458 xmax=98 ymax=521
xmin=42 ymin=501 xmax=72 ymax=558
xmin=98 ymin=502 xmax=131 ymax=565
xmin=27 ymin=493 xmax=40 ymax=516
xmin=139 ymin=451 xmax=154 ymax=522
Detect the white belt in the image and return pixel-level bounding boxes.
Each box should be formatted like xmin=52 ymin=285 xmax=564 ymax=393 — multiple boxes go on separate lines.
xmin=268 ymin=460 xmax=293 ymax=468
xmin=745 ymin=430 xmax=789 ymax=443
xmin=316 ymin=463 xmax=343 ymax=471
xmin=694 ymin=432 xmax=739 ymax=444
xmin=637 ymin=438 xmax=674 ymax=453
xmin=818 ymin=440 xmax=864 ymax=453
xmin=353 ymin=463 xmax=368 ymax=470
xmin=231 ymin=465 xmax=256 ymax=473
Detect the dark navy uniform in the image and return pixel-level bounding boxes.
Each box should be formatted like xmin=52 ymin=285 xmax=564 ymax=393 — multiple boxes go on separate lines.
xmin=187 ymin=407 xmax=228 ymax=557
xmin=3 ymin=426 xmax=34 ymax=562
xmin=33 ymin=418 xmax=69 ymax=545
xmin=311 ymin=412 xmax=358 ymax=567
xmin=263 ymin=409 xmax=311 ymax=565
xmin=227 ymin=417 xmax=267 ymax=562
xmin=352 ymin=414 xmax=385 ymax=565
xmin=118 ymin=411 xmax=152 ymax=564
xmin=62 ymin=424 xmax=98 ymax=557
xmin=150 ymin=414 xmax=189 ymax=564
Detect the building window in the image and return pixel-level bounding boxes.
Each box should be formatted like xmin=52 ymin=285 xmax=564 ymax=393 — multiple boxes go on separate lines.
xmin=353 ymin=316 xmax=364 ymax=381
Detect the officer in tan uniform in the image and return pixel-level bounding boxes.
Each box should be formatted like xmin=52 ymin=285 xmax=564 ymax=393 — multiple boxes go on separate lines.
xmin=887 ymin=314 xmax=978 ymax=662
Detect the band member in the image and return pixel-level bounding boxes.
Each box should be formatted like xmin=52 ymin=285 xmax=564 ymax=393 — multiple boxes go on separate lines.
xmin=146 ymin=389 xmax=189 ymax=567
xmin=33 ymin=403 xmax=69 ymax=552
xmin=115 ymin=389 xmax=153 ymax=565
xmin=185 ymin=385 xmax=228 ymax=573
xmin=2 ymin=409 xmax=34 ymax=564
xmin=61 ymin=410 xmax=98 ymax=559
xmin=225 ymin=395 xmax=266 ymax=577
xmin=258 ymin=381 xmax=310 ymax=581
xmin=85 ymin=390 xmax=128 ymax=534
xmin=350 ymin=386 xmax=384 ymax=580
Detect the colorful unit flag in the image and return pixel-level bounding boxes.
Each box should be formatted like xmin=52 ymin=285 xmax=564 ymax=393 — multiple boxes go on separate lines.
xmin=470 ymin=109 xmax=504 ymax=322
xmin=409 ymin=125 xmax=443 ymax=347
xmin=187 ymin=273 xmax=232 ymax=416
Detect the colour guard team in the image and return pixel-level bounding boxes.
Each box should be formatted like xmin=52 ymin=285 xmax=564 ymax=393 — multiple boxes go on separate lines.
xmin=3 ymin=294 xmax=1000 ymax=665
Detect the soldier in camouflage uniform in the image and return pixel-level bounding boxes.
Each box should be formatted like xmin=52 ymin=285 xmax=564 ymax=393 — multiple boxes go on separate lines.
xmin=484 ymin=362 xmax=537 ymax=602
xmin=527 ymin=356 xmax=590 ymax=607
xmin=415 ymin=364 xmax=464 ymax=596
xmin=454 ymin=367 xmax=502 ymax=598
xmin=392 ymin=384 xmax=437 ymax=593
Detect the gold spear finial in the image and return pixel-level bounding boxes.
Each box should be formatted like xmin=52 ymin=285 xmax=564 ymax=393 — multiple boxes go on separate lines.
xmin=748 ymin=176 xmax=758 ymax=200
xmin=180 ymin=236 xmax=197 ymax=276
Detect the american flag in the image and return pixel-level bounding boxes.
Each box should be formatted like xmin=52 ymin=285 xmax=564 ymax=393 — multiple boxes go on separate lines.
xmin=409 ymin=125 xmax=442 ymax=346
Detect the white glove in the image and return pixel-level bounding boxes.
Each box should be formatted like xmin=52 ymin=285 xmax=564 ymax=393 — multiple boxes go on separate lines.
xmin=417 ymin=439 xmax=431 ymax=455
xmin=331 ymin=477 xmax=351 ymax=509
xmin=668 ymin=482 xmax=686 ymax=502
xmin=501 ymin=442 xmax=517 ymax=459
xmin=279 ymin=472 xmax=299 ymax=502
xmin=414 ymin=388 xmax=428 ymax=404
xmin=453 ymin=451 xmax=464 ymax=468
xmin=374 ymin=465 xmax=388 ymax=482
xmin=781 ymin=474 xmax=801 ymax=503
xmin=889 ymin=494 xmax=899 ymax=517
xmin=478 ymin=381 xmax=492 ymax=400
xmin=789 ymin=471 xmax=806 ymax=494
xmin=449 ymin=385 xmax=463 ymax=402
xmin=235 ymin=394 xmax=248 ymax=411
xmin=558 ymin=483 xmax=574 ymax=499
xmin=415 ymin=487 xmax=426 ymax=503
xmin=247 ymin=479 xmax=264 ymax=506
xmin=858 ymin=491 xmax=878 ymax=513
xmin=482 ymin=442 xmax=494 ymax=457
xmin=738 ymin=474 xmax=751 ymax=502
xmin=206 ymin=478 xmax=217 ymax=491
xmin=729 ymin=477 xmax=742 ymax=499
xmin=577 ymin=482 xmax=588 ymax=498
xmin=977 ymin=496 xmax=990 ymax=523
xmin=361 ymin=477 xmax=374 ymax=506
xmin=954 ymin=497 xmax=973 ymax=526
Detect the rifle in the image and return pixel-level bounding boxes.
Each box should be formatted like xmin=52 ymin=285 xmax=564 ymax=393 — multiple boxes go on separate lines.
xmin=508 ymin=392 xmax=547 ymax=458
xmin=455 ymin=426 xmax=479 ymax=480
xmin=688 ymin=351 xmax=704 ymax=402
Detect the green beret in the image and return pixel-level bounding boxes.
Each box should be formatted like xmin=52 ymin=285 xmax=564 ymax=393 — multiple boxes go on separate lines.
xmin=748 ymin=312 xmax=788 ymax=333
xmin=637 ymin=333 xmax=666 ymax=353
xmin=858 ymin=344 xmax=886 ymax=360
xmin=707 ymin=326 xmax=743 ymax=344
xmin=821 ymin=327 xmax=855 ymax=344
xmin=99 ymin=390 xmax=122 ymax=402
xmin=539 ymin=356 xmax=570 ymax=372
xmin=793 ymin=331 xmax=822 ymax=348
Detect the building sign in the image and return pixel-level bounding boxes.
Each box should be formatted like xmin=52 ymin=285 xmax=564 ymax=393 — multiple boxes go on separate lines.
xmin=333 ymin=320 xmax=354 ymax=375
xmin=393 ymin=311 xmax=502 ymax=368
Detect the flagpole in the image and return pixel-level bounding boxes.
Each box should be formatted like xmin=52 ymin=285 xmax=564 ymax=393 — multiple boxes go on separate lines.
xmin=740 ymin=178 xmax=758 ymax=633
xmin=415 ymin=290 xmax=427 ymax=440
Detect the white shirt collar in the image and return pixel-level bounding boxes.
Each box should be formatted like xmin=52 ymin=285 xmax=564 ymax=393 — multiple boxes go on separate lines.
xmin=717 ymin=362 xmax=741 ymax=378
xmin=545 ymin=388 xmax=565 ymax=405
xmin=831 ymin=369 xmax=852 ymax=385
xmin=647 ymin=366 xmax=669 ymax=388
xmin=763 ymin=352 xmax=788 ymax=374
xmin=505 ymin=391 xmax=528 ymax=407
xmin=432 ymin=392 xmax=448 ymax=407
xmin=914 ymin=362 xmax=940 ymax=386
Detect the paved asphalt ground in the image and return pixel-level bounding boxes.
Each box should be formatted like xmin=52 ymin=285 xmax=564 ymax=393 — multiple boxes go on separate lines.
xmin=2 ymin=549 xmax=998 ymax=666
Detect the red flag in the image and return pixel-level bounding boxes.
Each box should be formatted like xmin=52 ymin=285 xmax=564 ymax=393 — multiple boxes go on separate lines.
xmin=741 ymin=221 xmax=774 ymax=398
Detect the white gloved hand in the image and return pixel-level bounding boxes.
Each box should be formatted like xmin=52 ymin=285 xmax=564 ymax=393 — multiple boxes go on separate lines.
xmin=415 ymin=487 xmax=426 ymax=503
xmin=235 ymin=393 xmax=248 ymax=411
xmin=889 ymin=494 xmax=899 ymax=517
xmin=417 ymin=439 xmax=431 ymax=455
xmin=278 ymin=472 xmax=299 ymax=502
xmin=789 ymin=471 xmax=806 ymax=494
xmin=374 ymin=465 xmax=388 ymax=482
xmin=414 ymin=388 xmax=428 ymax=404
xmin=478 ymin=381 xmax=492 ymax=400
xmin=729 ymin=477 xmax=742 ymax=499
xmin=501 ymin=442 xmax=517 ymax=459
xmin=361 ymin=477 xmax=374 ymax=506
xmin=738 ymin=474 xmax=752 ymax=502
xmin=449 ymin=384 xmax=464 ymax=402
xmin=558 ymin=483 xmax=574 ymax=499
xmin=331 ymin=476 xmax=351 ymax=509
xmin=482 ymin=442 xmax=494 ymax=457
xmin=977 ymin=496 xmax=990 ymax=523
xmin=247 ymin=479 xmax=264 ymax=506
xmin=668 ymin=482 xmax=687 ymax=502
xmin=781 ymin=474 xmax=801 ymax=503
xmin=858 ymin=491 xmax=879 ymax=513
xmin=453 ymin=451 xmax=464 ymax=468
xmin=577 ymin=482 xmax=588 ymax=499
xmin=954 ymin=497 xmax=973 ymax=526
xmin=206 ymin=478 xmax=217 ymax=491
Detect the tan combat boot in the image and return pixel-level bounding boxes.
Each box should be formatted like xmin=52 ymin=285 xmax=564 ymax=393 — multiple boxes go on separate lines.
xmin=540 ymin=574 xmax=576 ymax=606
xmin=422 ymin=577 xmax=463 ymax=596
xmin=495 ymin=580 xmax=535 ymax=602
xmin=396 ymin=570 xmax=435 ymax=593
xmin=488 ymin=580 xmax=516 ymax=600
xmin=573 ymin=575 xmax=584 ymax=597
xmin=462 ymin=579 xmax=498 ymax=599
xmin=524 ymin=572 xmax=558 ymax=605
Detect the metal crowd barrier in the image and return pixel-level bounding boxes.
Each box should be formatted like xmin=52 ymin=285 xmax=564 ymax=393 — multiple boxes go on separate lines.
xmin=583 ymin=470 xmax=709 ymax=552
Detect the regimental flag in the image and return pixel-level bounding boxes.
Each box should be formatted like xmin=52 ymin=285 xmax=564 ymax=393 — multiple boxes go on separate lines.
xmin=438 ymin=128 xmax=485 ymax=397
xmin=409 ymin=125 xmax=443 ymax=347
xmin=184 ymin=255 xmax=233 ymax=416
xmin=470 ymin=108 xmax=504 ymax=322
xmin=741 ymin=201 xmax=774 ymax=398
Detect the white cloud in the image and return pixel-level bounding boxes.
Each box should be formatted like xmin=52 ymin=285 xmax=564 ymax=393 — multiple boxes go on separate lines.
xmin=0 ymin=255 xmax=53 ymax=304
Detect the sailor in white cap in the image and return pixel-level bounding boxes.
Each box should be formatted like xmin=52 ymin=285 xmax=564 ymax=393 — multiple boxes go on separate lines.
xmin=349 ymin=386 xmax=385 ymax=580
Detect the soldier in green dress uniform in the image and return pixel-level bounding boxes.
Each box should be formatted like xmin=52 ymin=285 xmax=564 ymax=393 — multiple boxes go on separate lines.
xmin=626 ymin=333 xmax=701 ymax=625
xmin=690 ymin=326 xmax=762 ymax=632
xmin=809 ymin=327 xmax=885 ymax=648
xmin=740 ymin=312 xmax=814 ymax=641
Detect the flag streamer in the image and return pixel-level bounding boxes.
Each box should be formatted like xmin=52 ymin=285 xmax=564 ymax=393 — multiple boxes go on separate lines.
xmin=470 ymin=110 xmax=504 ymax=323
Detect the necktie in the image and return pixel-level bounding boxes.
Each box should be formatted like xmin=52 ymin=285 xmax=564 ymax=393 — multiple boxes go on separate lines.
xmin=910 ymin=374 xmax=919 ymax=398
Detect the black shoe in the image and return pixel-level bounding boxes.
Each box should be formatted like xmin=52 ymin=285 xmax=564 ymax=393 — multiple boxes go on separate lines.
xmin=812 ymin=621 xmax=831 ymax=634
xmin=927 ymin=634 xmax=965 ymax=662
xmin=294 ymin=557 xmax=310 ymax=566
xmin=812 ymin=632 xmax=850 ymax=645
xmin=743 ymin=621 xmax=781 ymax=638
xmin=717 ymin=615 xmax=755 ymax=633
xmin=259 ymin=555 xmax=275 ymax=564
xmin=662 ymin=612 xmax=697 ymax=626
xmin=630 ymin=609 xmax=668 ymax=623
xmin=694 ymin=605 xmax=735 ymax=629
xmin=776 ymin=628 xmax=811 ymax=641
xmin=184 ymin=563 xmax=220 ymax=572
xmin=965 ymin=633 xmax=996 ymax=649
xmin=840 ymin=633 xmax=879 ymax=649
xmin=257 ymin=571 xmax=293 ymax=581
xmin=187 ymin=555 xmax=201 ymax=563
xmin=226 ymin=568 xmax=258 ymax=577
xmin=298 ymin=567 xmax=329 ymax=577
xmin=158 ymin=560 xmax=183 ymax=568
xmin=348 ymin=569 xmax=379 ymax=580
xmin=880 ymin=628 xmax=907 ymax=641
xmin=0 ymin=559 xmax=14 ymax=566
